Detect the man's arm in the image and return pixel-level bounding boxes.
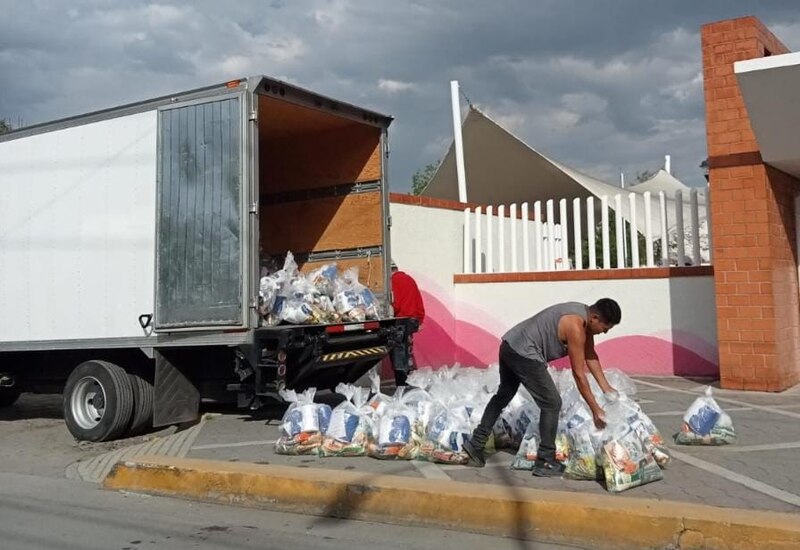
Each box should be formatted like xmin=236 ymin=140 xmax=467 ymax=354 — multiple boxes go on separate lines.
xmin=563 ymin=317 xmax=605 ymax=428
xmin=584 ymin=334 xmax=615 ymax=394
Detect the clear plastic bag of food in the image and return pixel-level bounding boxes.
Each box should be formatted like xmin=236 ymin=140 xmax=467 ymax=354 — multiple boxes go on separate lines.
xmin=603 ymin=368 xmax=638 ymax=397
xmin=602 ymin=392 xmax=671 ymax=468
xmin=308 ymin=263 xmax=338 ymax=297
xmin=333 ymin=267 xmax=380 ymax=321
xmin=562 ymin=403 xmax=603 ymax=480
xmin=367 ymin=391 xmax=419 ymax=460
xmin=259 ymin=252 xmax=296 ymax=325
xmin=419 ymin=406 xmax=470 ymax=465
xmin=275 ymin=388 xmax=331 ymax=456
xmin=399 ymin=387 xmax=440 ymax=440
xmin=320 ymin=383 xmax=371 ymax=457
xmin=600 ymin=398 xmax=664 ymax=492
xmin=674 ymin=386 xmax=736 ymax=446
xmin=511 ymin=421 xmax=540 ymax=470
xmin=366 ymin=368 xmax=392 ymax=417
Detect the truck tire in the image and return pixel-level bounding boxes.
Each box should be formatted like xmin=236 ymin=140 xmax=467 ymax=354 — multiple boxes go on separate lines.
xmin=0 ymin=386 xmax=21 ymax=408
xmin=63 ymin=360 xmax=135 ymax=442
xmin=128 ymin=371 xmax=154 ymax=436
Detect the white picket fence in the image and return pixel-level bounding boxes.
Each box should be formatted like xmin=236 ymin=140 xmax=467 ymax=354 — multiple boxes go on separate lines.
xmin=462 ymin=189 xmax=710 ymax=273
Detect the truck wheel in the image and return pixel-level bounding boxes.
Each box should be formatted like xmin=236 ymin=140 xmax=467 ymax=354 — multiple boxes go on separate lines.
xmin=63 ymin=360 xmax=134 ymax=442
xmin=128 ymin=371 xmax=154 ymax=436
xmin=0 ymin=386 xmax=21 ymax=408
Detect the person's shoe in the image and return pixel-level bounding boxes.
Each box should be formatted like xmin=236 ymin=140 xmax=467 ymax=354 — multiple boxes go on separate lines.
xmin=462 ymin=438 xmax=486 ymax=467
xmin=531 ymin=459 xmax=565 ymax=478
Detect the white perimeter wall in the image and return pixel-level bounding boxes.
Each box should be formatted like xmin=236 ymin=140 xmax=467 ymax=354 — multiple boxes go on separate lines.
xmin=0 ymin=112 xmax=158 ymax=342
xmin=390 ymin=199 xmax=719 ymax=375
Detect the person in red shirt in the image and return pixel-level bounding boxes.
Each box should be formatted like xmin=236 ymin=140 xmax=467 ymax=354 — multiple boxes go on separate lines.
xmin=389 ymin=260 xmax=425 ymax=386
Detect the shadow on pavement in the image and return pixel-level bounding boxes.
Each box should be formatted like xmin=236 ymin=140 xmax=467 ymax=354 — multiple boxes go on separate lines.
xmin=0 ymin=393 xmax=63 ymax=421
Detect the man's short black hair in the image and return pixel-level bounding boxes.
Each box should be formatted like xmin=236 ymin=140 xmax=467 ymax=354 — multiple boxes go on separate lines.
xmin=591 ymin=298 xmax=621 ymax=325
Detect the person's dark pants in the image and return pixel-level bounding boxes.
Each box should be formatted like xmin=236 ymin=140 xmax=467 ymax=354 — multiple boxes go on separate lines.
xmin=470 ymin=341 xmax=562 ymax=463
xmin=390 ymin=318 xmax=420 ymax=386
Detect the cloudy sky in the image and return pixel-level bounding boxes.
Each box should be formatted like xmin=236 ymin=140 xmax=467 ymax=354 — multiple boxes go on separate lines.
xmin=2 ymin=1 xmax=799 ymax=192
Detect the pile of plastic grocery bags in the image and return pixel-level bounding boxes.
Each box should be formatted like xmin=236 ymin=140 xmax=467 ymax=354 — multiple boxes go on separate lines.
xmin=509 ymin=369 xmax=671 ymax=492
xmin=258 ymin=252 xmax=381 ymax=326
xmin=273 ymin=364 xmax=679 ymax=493
xmin=274 ymin=367 xmax=494 ymax=464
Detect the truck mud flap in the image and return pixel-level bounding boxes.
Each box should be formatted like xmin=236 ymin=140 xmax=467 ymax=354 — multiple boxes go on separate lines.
xmin=153 ymin=349 xmax=200 ymax=427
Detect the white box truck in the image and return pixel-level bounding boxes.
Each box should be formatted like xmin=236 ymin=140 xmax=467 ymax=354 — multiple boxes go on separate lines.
xmin=0 ymin=76 xmax=412 ymax=441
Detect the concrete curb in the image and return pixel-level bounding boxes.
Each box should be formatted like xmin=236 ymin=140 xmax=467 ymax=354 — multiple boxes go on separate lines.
xmin=104 ymin=456 xmax=800 ymax=550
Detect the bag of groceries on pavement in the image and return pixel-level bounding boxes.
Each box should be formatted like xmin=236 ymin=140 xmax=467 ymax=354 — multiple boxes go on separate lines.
xmin=562 ymin=401 xmax=604 ymax=481
xmin=419 ymin=405 xmax=470 ymax=465
xmin=511 ymin=421 xmax=540 ymax=470
xmin=275 ymin=388 xmax=332 ymax=456
xmin=674 ymin=386 xmax=736 ymax=446
xmin=599 ymin=394 xmax=663 ymax=492
xmin=600 ymin=391 xmax=671 ymax=468
xmin=367 ymin=387 xmax=420 ymax=460
xmin=320 ymin=383 xmax=372 ymax=457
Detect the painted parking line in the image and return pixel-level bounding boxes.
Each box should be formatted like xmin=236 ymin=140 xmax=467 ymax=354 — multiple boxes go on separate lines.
xmin=717 ymin=440 xmax=800 ymax=453
xmin=192 ymin=439 xmax=277 ymax=450
xmin=411 ymin=460 xmax=452 ymax=480
xmin=635 ymin=379 xmax=800 ymax=420
xmin=646 ymin=406 xmax=752 ymax=417
xmin=669 ymin=448 xmax=800 ymax=508
xmin=440 ymin=463 xmax=508 ymax=471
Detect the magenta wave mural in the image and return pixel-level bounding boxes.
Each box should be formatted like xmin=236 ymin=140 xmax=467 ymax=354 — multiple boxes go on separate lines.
xmin=405 ymin=286 xmax=719 ymax=377
xmin=550 ymin=335 xmax=718 ymax=376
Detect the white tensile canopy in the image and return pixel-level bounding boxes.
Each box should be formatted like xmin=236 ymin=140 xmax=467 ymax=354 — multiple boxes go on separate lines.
xmin=422 ymin=107 xmax=707 ymax=247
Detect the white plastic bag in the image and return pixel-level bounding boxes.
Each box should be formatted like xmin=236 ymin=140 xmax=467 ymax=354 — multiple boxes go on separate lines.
xmin=599 ymin=397 xmax=663 ymax=492
xmin=674 ymin=386 xmax=736 ymax=445
xmin=562 ymin=402 xmax=603 ymax=480
xmin=603 ymin=368 xmax=638 ymax=396
xmin=511 ymin=421 xmax=540 ymax=470
xmin=368 ymin=387 xmax=419 ymax=460
xmin=366 ymin=368 xmax=392 ymax=417
xmin=275 ymin=388 xmax=331 ymax=455
xmin=308 ymin=263 xmax=338 ymax=297
xmin=320 ymin=383 xmax=372 ymax=457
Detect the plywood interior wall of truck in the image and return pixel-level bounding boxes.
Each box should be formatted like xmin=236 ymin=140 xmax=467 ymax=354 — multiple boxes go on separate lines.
xmin=257 ymin=95 xmax=385 ymax=291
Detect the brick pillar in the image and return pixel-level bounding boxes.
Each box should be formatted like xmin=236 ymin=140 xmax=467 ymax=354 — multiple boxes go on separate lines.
xmin=702 ymin=16 xmax=800 ymax=391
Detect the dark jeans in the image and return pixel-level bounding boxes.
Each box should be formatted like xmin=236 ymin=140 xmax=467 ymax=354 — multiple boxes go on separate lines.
xmin=390 ymin=318 xmax=420 ymax=384
xmin=471 ymin=341 xmax=562 ymax=463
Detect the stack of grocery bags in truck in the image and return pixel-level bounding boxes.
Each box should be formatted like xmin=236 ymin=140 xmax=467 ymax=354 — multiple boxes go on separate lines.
xmin=258 ymin=252 xmax=381 ymax=326
xmin=273 ymin=364 xmax=742 ymax=493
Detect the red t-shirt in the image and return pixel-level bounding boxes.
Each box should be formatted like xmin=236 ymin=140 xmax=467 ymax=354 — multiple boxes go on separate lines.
xmin=391 ymin=271 xmax=425 ymax=323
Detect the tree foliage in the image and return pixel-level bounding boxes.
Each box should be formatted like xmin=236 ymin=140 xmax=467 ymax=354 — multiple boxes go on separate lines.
xmin=0 ymin=119 xmax=11 ymax=135
xmin=577 ymin=208 xmax=662 ymax=268
xmin=411 ymin=162 xmax=439 ymax=195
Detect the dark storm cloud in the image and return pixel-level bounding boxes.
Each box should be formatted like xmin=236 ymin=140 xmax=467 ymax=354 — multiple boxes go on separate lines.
xmin=2 ymin=1 xmax=800 ymax=190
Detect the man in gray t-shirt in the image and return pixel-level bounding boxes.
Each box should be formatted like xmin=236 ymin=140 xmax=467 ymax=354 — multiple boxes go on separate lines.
xmin=463 ymin=298 xmax=621 ymax=477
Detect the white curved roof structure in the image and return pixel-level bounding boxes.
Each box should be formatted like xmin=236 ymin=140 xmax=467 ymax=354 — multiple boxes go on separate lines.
xmin=423 ymin=107 xmax=707 ymax=238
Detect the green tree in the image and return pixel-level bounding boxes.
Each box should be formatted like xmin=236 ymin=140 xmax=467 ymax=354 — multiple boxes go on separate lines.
xmin=577 ymin=208 xmax=661 ymax=268
xmin=411 ymin=162 xmax=439 ymax=195
xmin=0 ymin=118 xmax=11 ymax=135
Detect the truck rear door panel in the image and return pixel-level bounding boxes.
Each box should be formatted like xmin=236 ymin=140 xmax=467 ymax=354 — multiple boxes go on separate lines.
xmin=155 ymin=95 xmax=247 ymax=329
